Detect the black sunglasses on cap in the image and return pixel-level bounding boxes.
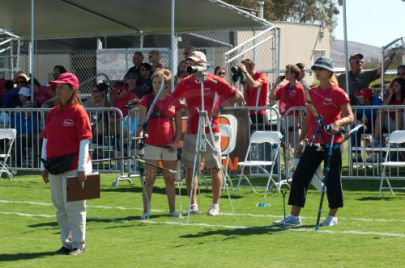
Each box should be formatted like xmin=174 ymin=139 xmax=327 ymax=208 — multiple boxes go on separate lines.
xmin=312 ymin=66 xmax=327 ymax=71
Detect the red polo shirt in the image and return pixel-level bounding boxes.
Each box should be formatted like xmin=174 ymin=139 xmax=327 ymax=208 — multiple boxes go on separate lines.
xmin=245 ymin=71 xmax=268 ymax=115
xmin=43 ymin=102 xmax=92 ymax=170
xmin=172 ymin=73 xmax=238 ymax=134
xmin=139 ymin=94 xmax=181 ymax=146
xmin=113 ymin=90 xmax=138 ymax=117
xmin=307 ymin=85 xmax=350 ymax=144
xmin=274 ymin=83 xmax=306 ymax=116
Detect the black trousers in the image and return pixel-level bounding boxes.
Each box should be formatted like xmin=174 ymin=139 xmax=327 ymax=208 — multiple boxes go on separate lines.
xmin=288 ymin=144 xmax=343 ymax=209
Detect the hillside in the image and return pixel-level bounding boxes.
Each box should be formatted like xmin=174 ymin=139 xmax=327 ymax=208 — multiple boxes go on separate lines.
xmin=331 ymin=40 xmax=381 ymax=67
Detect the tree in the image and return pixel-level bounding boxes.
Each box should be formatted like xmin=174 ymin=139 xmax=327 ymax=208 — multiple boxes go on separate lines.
xmin=223 ymin=0 xmax=342 ymax=32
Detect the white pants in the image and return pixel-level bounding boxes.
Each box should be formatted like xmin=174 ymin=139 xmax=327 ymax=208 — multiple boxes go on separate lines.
xmin=49 ymin=162 xmax=92 ymax=249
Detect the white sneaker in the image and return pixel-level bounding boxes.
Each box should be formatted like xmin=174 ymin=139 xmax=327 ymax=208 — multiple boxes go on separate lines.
xmin=207 ymin=205 xmax=220 ymax=216
xmin=320 ymin=215 xmax=338 ymax=226
xmin=185 ymin=204 xmax=199 ymax=215
xmin=273 ymin=215 xmax=302 ymax=226
xmin=168 ymin=211 xmax=182 ymax=218
xmin=140 ymin=212 xmax=150 ymax=220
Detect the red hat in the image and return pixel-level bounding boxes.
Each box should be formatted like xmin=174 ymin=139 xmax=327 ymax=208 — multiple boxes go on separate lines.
xmin=49 ymin=72 xmax=79 ymax=90
xmin=355 ymin=88 xmax=373 ymax=98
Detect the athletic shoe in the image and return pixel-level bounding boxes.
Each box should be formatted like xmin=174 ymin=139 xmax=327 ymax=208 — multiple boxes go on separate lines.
xmin=69 ymin=247 xmax=85 ymax=256
xmin=207 ymin=205 xmax=220 ymax=216
xmin=140 ymin=212 xmax=150 ymax=220
xmin=273 ymin=215 xmax=301 ymax=226
xmin=54 ymin=246 xmax=72 ymax=255
xmin=168 ymin=211 xmax=182 ymax=218
xmin=320 ymin=215 xmax=338 ymax=226
xmin=185 ymin=204 xmax=199 ymax=215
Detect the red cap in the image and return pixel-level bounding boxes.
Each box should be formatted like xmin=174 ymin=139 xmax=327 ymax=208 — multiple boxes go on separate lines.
xmin=355 ymin=88 xmax=373 ymax=98
xmin=50 ymin=72 xmax=79 ymax=90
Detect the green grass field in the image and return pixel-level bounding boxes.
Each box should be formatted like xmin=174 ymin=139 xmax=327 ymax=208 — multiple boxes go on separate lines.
xmin=1 ymin=173 xmax=404 ymax=268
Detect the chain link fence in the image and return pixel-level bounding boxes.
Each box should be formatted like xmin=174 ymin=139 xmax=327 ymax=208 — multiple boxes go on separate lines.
xmin=0 ymin=27 xmax=278 ymax=95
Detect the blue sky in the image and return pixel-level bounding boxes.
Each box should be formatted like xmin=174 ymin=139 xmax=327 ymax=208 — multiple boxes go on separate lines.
xmin=334 ymin=0 xmax=405 ymax=47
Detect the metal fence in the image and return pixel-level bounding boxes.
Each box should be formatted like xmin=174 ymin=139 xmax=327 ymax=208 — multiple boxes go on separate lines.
xmin=284 ymin=105 xmax=405 ymax=180
xmin=0 ymin=107 xmax=125 ymax=173
xmin=3 ymin=103 xmax=405 ymax=184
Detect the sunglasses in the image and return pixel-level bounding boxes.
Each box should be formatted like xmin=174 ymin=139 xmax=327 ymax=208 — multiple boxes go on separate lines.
xmin=218 ymin=71 xmax=226 ymax=75
xmin=312 ymin=66 xmax=327 ymax=71
xmin=16 ymin=80 xmax=25 ymax=83
xmin=352 ymin=60 xmax=363 ymax=64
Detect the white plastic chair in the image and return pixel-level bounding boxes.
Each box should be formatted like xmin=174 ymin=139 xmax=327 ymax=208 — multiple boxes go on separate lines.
xmin=0 ymin=128 xmax=17 ymax=180
xmin=236 ymin=131 xmax=283 ymax=197
xmin=220 ymin=124 xmax=237 ymax=189
xmin=378 ymin=130 xmax=405 ymax=197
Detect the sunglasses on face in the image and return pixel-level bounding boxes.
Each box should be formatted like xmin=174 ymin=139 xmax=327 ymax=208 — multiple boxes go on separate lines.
xmin=218 ymin=71 xmax=226 ymax=75
xmin=16 ymin=80 xmax=25 ymax=84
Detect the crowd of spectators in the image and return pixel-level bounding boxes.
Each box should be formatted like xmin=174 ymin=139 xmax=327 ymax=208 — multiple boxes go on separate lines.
xmin=0 ymin=48 xmax=404 ymax=168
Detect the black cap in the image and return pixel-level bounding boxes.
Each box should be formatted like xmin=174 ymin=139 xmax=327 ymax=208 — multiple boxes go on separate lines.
xmin=349 ymin=53 xmax=364 ymax=60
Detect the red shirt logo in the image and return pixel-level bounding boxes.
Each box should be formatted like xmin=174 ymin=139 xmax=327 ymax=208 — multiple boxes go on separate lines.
xmin=322 ymin=97 xmax=333 ymax=105
xmin=63 ymin=119 xmax=74 ymax=126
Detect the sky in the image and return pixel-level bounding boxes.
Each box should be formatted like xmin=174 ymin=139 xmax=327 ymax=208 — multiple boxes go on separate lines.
xmin=334 ymin=0 xmax=405 ymax=47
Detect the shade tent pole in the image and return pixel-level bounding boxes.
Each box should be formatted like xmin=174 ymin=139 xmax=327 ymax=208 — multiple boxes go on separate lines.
xmin=343 ymin=0 xmax=349 ymax=95
xmin=30 ymin=0 xmax=35 ymax=100
xmin=171 ymin=0 xmax=177 ymax=93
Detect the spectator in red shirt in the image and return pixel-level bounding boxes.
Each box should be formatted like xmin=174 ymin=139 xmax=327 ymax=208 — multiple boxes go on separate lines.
xmin=40 ymin=72 xmax=92 ymax=256
xmin=172 ymin=51 xmax=243 ymax=216
xmin=274 ymin=56 xmax=354 ymax=227
xmin=137 ymin=69 xmax=182 ymax=219
xmin=270 ymin=64 xmax=306 ymax=156
xmin=371 ymin=77 xmax=405 ymax=147
xmin=237 ymin=58 xmax=269 ymax=129
xmin=111 ymin=83 xmax=138 ymax=118
xmin=28 ymin=78 xmax=52 ymax=107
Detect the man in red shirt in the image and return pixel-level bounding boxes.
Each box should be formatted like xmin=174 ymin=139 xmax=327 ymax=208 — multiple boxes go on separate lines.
xmin=172 ymin=51 xmax=243 ymax=216
xmin=237 ymin=59 xmax=269 ymax=129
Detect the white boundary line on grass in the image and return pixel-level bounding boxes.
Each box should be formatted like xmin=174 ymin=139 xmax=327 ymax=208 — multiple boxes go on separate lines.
xmin=142 ymin=220 xmax=405 ymax=238
xmin=2 ymin=199 xmax=405 ymax=224
xmin=1 ymin=211 xmax=405 ymax=238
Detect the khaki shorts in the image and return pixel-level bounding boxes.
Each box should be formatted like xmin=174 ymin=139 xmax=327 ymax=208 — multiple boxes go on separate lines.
xmin=182 ymin=133 xmax=221 ymax=169
xmin=143 ymin=144 xmax=178 ymax=161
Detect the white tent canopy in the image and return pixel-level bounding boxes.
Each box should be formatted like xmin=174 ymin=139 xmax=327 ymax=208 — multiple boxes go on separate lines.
xmin=0 ymin=0 xmax=272 ymax=39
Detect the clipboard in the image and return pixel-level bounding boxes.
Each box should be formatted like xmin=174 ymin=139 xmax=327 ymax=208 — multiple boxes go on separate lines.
xmin=66 ymin=172 xmax=100 ymax=202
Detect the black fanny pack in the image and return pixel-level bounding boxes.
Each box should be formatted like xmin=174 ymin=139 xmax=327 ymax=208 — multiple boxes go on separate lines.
xmin=41 ymin=154 xmax=76 ymax=175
